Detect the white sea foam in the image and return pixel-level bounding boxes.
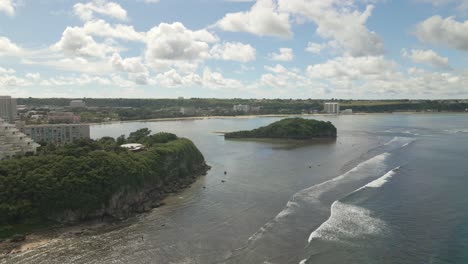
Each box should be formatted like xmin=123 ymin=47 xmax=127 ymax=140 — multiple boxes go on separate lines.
xmin=308 ymin=201 xmax=386 ymax=243
xmin=247 ymin=153 xmax=390 ymax=243
xmin=299 ymin=259 xmax=307 ymax=264
xmin=445 ymin=129 xmax=468 ymax=134
xmin=384 ymin=136 xmax=400 ymax=145
xmin=308 ymin=167 xmax=399 ymax=243
xmin=363 ymin=167 xmax=399 ymax=188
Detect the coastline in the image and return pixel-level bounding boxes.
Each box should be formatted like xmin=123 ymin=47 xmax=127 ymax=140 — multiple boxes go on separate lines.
xmin=86 ymin=112 xmax=467 ymax=126
xmin=0 ymin=164 xmax=210 ymax=257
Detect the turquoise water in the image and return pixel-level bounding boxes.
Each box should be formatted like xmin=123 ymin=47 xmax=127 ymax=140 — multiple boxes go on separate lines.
xmin=2 ymin=113 xmax=467 ymax=264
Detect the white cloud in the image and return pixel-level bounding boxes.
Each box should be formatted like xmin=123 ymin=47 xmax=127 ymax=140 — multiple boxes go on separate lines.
xmin=153 ymin=67 xmax=244 ymax=90
xmin=26 ymin=72 xmax=41 ymax=81
xmin=0 ymin=67 xmax=15 ymax=74
xmin=0 ymin=0 xmax=14 ymax=16
xmin=143 ymin=0 xmax=160 ymax=2
xmin=269 ymin=47 xmax=294 ymax=61
xmin=51 ymin=26 xmax=118 ymax=58
xmin=74 ymin=0 xmax=128 ymax=21
xmin=305 ymin=42 xmax=325 ymax=54
xmin=202 ymin=68 xmax=243 ymax=89
xmin=278 ymin=0 xmax=384 ymax=57
xmin=0 ymin=36 xmax=23 ymax=56
xmin=402 ymin=49 xmax=449 ymax=68
xmin=82 ymin=19 xmax=146 ymax=42
xmin=306 ymin=56 xmax=398 ymax=81
xmin=417 ymin=0 xmax=468 ymax=11
xmin=415 ymin=16 xmax=468 ymax=51
xmin=262 ymin=64 xmax=305 ymax=87
xmin=110 ymin=53 xmax=147 ymax=73
xmin=145 ymin=22 xmax=218 ymax=71
xmin=0 ymin=74 xmax=31 ymax=87
xmin=216 ymin=0 xmax=292 ymax=38
xmin=210 ymin=42 xmax=256 ymax=62
xmin=24 ymin=57 xmax=113 ymax=74
xmin=146 ymin=22 xmax=217 ymax=61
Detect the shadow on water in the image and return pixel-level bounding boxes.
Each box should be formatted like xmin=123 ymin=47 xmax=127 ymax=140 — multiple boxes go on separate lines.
xmin=223 ymin=137 xmax=338 ymax=150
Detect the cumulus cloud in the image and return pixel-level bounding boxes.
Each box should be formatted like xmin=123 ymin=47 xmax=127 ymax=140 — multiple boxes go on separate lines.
xmin=269 ymin=47 xmax=294 ymax=61
xmin=74 ymin=0 xmax=128 ymax=21
xmin=0 ymin=66 xmax=15 ymax=74
xmin=402 ymin=49 xmax=450 ymax=68
xmin=216 ymin=0 xmax=292 ymax=38
xmin=145 ymin=22 xmax=218 ymax=70
xmin=0 ymin=0 xmax=14 ymax=16
xmin=51 ymin=26 xmax=118 ymax=58
xmin=210 ymin=42 xmax=256 ymax=62
xmin=278 ymin=0 xmax=384 ymax=57
xmin=82 ymin=20 xmax=146 ymax=42
xmin=153 ymin=67 xmax=243 ymax=90
xmin=0 ymin=36 xmax=23 ymax=56
xmin=415 ymin=16 xmax=468 ymax=51
xmin=110 ymin=53 xmax=147 ymax=73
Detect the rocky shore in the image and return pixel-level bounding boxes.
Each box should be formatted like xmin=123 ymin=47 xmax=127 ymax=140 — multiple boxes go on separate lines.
xmin=0 ymin=163 xmax=210 ymax=256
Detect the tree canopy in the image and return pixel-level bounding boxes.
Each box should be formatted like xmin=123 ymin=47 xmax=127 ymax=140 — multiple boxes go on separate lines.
xmin=225 ymin=118 xmax=337 ymax=139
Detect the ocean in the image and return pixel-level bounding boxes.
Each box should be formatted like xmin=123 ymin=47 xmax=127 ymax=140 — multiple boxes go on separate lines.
xmin=2 ymin=113 xmax=467 ymax=264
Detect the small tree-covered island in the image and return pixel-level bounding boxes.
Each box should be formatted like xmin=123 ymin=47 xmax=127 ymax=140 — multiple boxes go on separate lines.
xmin=225 ymin=118 xmax=337 ymax=139
xmin=0 ymin=129 xmax=210 ymax=238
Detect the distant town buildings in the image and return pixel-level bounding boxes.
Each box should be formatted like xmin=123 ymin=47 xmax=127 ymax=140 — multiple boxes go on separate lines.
xmin=324 ymin=102 xmax=340 ymax=114
xmin=0 ymin=96 xmax=17 ymax=123
xmin=48 ymin=111 xmax=81 ymax=123
xmin=70 ymin=100 xmax=86 ymax=108
xmin=17 ymin=123 xmax=90 ymax=145
xmin=0 ymin=118 xmax=39 ymax=160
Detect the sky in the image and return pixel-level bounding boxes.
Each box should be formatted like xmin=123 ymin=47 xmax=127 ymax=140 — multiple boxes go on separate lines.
xmin=0 ymin=0 xmax=467 ymax=99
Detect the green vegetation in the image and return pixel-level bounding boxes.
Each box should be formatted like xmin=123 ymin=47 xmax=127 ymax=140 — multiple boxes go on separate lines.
xmin=16 ymin=98 xmax=468 ymax=124
xmin=225 ymin=118 xmax=337 ymax=140
xmin=0 ymin=129 xmax=208 ymax=238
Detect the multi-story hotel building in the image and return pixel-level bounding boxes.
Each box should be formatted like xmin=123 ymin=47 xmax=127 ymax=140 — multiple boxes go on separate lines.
xmin=0 ymin=96 xmax=17 ymax=123
xmin=0 ymin=118 xmax=39 ymax=160
xmin=17 ymin=123 xmax=90 ymax=145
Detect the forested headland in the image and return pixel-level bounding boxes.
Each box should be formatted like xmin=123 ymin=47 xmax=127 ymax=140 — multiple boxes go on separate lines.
xmin=0 ymin=129 xmax=209 ymax=238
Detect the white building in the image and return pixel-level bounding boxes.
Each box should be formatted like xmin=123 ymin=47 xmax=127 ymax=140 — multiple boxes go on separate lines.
xmin=324 ymin=102 xmax=340 ymax=114
xmin=0 ymin=96 xmax=17 ymax=123
xmin=18 ymin=123 xmax=90 ymax=145
xmin=233 ymin=104 xmax=251 ymax=112
xmin=120 ymin=143 xmax=145 ymax=152
xmin=0 ymin=118 xmax=39 ymax=160
xmin=70 ymin=100 xmax=86 ymax=108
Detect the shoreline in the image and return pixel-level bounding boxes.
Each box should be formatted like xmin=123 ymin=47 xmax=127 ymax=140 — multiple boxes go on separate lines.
xmin=0 ymin=164 xmax=210 ymax=257
xmin=86 ymin=112 xmax=467 ymax=126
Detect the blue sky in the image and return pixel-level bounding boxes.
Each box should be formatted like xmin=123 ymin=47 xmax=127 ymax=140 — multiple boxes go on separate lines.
xmin=0 ymin=0 xmax=467 ymax=99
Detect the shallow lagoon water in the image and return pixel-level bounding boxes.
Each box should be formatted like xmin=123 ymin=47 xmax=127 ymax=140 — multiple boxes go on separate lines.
xmin=2 ymin=113 xmax=468 ymax=264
